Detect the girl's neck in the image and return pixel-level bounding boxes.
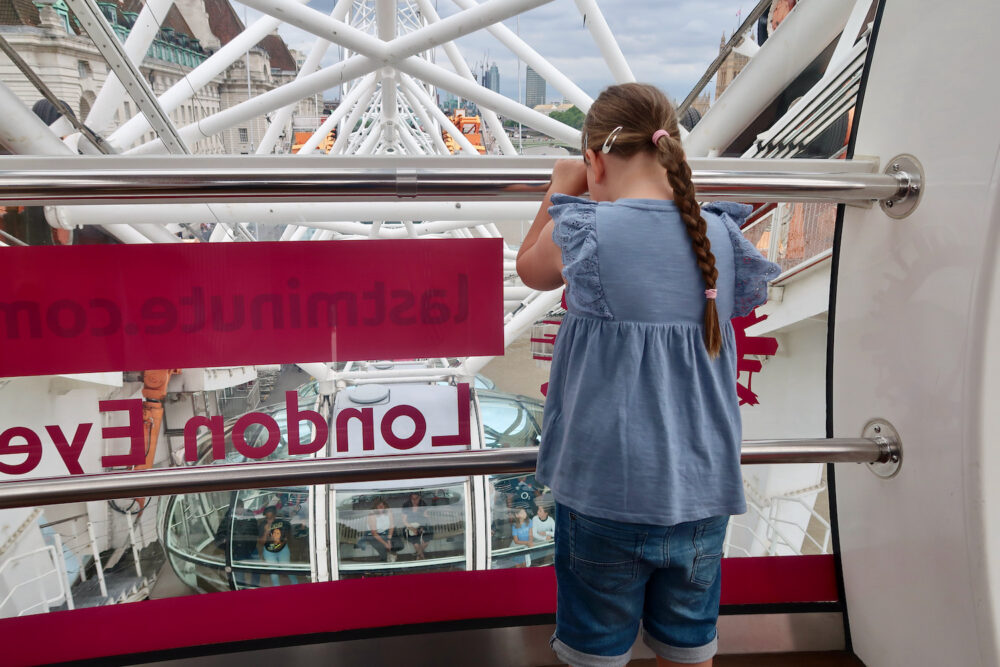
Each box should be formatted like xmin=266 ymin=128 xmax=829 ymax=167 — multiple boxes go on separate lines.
xmin=603 ymin=151 xmax=673 ymax=201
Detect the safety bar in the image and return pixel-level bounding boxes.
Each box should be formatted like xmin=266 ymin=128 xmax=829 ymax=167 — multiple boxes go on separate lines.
xmin=0 ymin=437 xmax=897 ymax=510
xmin=0 ymin=155 xmax=908 ymax=206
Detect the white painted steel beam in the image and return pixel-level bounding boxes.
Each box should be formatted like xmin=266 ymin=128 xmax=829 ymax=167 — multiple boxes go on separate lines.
xmin=0 ymin=82 xmax=78 ymax=156
xmin=239 ymin=0 xmax=574 ymax=144
xmin=299 ymin=74 xmax=376 ymax=154
xmin=829 ymin=0 xmax=874 ymax=70
xmin=108 ymin=2 xmax=308 ymax=150
xmin=376 ymin=0 xmax=399 ymax=148
xmin=0 ymin=82 xmax=148 ymax=244
xmin=684 ymin=0 xmax=857 ymax=157
xmin=450 ymin=0 xmax=593 ymax=112
xmin=257 ymin=0 xmax=353 ymax=154
xmin=462 ymin=288 xmax=564 ymax=375
xmin=398 ymin=59 xmax=580 ymax=145
xmin=412 ymin=0 xmax=516 ymax=155
xmin=125 ymin=0 xmax=554 ymax=153
xmin=398 ymin=86 xmax=450 ymax=154
xmin=399 ymin=74 xmax=479 ymax=155
xmin=48 ymin=200 xmax=538 ymax=228
xmin=80 ymin=0 xmax=175 ymax=136
xmin=573 ymin=0 xmax=635 ymax=84
xmin=63 ymin=0 xmax=189 ymax=154
xmin=331 ymin=81 xmax=380 ymax=154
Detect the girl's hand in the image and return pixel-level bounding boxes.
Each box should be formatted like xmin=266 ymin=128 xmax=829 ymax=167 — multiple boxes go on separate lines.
xmin=550 ymin=159 xmax=587 ymax=196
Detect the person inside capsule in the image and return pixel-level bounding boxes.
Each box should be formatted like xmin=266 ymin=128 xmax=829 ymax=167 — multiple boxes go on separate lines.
xmin=402 ymin=492 xmax=433 ymax=560
xmin=363 ymin=498 xmax=400 ymax=562
xmin=258 ymin=505 xmax=298 ymax=586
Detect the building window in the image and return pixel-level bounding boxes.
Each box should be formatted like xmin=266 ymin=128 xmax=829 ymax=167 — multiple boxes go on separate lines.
xmin=78 ymin=61 xmax=91 ymax=78
xmin=238 ymin=128 xmax=249 ymax=143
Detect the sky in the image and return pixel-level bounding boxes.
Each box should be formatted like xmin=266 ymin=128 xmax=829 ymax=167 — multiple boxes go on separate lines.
xmin=236 ymin=0 xmax=753 ymax=104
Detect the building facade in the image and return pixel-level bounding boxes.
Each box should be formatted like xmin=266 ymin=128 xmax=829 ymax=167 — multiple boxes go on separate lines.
xmin=0 ymin=0 xmax=319 ymax=154
xmin=484 ymin=63 xmax=499 ymax=94
xmin=525 ymin=66 xmax=544 ymax=108
xmin=715 ymin=32 xmax=750 ymax=101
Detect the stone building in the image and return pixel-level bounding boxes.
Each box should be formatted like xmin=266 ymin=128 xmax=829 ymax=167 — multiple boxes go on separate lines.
xmin=0 ymin=0 xmax=320 ymax=154
xmin=715 ymin=31 xmax=750 ymax=101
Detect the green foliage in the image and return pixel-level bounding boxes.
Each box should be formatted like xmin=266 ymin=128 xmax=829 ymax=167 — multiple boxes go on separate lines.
xmin=549 ymin=106 xmax=585 ymax=129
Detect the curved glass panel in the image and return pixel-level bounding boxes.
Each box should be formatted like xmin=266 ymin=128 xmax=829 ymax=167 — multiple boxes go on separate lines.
xmin=228 ymin=487 xmax=312 ymax=589
xmin=488 ymin=473 xmax=554 ymax=569
xmin=479 ymin=391 xmax=543 ymax=449
xmin=335 ymin=483 xmax=467 ymax=578
xmin=163 ymin=492 xmax=230 ymax=591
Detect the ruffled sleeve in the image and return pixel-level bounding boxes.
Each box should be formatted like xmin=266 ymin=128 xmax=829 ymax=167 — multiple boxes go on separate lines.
xmin=548 ymin=193 xmax=612 ymax=319
xmin=703 ymin=202 xmax=782 ymax=318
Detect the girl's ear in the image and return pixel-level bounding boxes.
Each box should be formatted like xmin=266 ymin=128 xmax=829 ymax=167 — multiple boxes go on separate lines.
xmin=587 ymin=148 xmax=606 ymax=184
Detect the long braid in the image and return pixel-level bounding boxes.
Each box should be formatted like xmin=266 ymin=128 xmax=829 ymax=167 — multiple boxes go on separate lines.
xmin=581 ymin=83 xmax=723 ymax=358
xmin=657 ymin=135 xmax=722 ymax=358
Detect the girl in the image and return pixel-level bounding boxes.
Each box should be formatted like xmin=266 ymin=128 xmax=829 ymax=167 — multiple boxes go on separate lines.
xmin=517 ymin=83 xmax=779 ymax=667
xmin=509 ymin=507 xmax=534 ymax=568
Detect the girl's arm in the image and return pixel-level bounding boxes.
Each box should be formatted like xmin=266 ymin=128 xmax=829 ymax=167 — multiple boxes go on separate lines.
xmin=516 ymin=160 xmax=588 ymax=290
xmin=512 ymin=525 xmax=534 ymax=546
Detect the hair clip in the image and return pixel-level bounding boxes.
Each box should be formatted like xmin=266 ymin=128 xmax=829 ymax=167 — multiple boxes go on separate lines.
xmin=602 ymin=126 xmax=624 ymax=154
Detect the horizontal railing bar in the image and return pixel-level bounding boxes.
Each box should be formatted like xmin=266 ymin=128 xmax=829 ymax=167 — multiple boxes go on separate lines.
xmin=0 ymin=438 xmax=890 ymax=510
xmin=37 ymin=513 xmax=88 ymax=529
xmin=0 ymin=155 xmax=900 ymax=206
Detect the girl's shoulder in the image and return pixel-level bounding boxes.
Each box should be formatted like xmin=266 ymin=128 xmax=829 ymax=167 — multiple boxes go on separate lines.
xmin=701 ymin=201 xmax=753 ymax=223
xmin=702 ymin=201 xmax=782 ymax=317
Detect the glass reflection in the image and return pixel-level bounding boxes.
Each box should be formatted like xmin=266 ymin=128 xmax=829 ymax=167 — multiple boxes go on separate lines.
xmin=479 ymin=391 xmax=543 ymax=449
xmin=336 ymin=483 xmax=467 ymax=578
xmin=489 ymin=474 xmax=554 ymax=569
xmin=228 ymin=488 xmax=311 ymax=589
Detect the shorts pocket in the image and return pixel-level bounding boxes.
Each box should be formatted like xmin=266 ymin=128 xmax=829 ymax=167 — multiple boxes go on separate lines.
xmin=569 ymin=511 xmax=644 ymax=594
xmin=690 ymin=516 xmax=727 ymax=588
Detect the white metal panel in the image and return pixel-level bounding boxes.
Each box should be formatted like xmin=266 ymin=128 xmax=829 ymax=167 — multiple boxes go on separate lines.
xmin=833 ymin=1 xmax=1000 ymax=665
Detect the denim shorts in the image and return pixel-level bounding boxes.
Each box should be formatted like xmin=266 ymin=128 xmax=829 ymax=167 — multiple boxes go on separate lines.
xmin=550 ymin=503 xmax=728 ymax=667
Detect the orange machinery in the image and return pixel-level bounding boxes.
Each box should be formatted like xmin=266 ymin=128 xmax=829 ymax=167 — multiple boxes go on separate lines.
xmin=443 ymin=110 xmax=486 ymax=154
xmin=291 ymin=129 xmax=336 ymax=153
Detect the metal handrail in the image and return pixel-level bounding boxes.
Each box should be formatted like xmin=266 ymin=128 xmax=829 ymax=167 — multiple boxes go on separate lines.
xmin=0 ymin=438 xmax=896 ymax=510
xmin=0 ymin=155 xmax=906 ymax=206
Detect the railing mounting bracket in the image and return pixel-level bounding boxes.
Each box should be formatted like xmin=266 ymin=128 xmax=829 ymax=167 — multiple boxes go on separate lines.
xmin=880 ymin=154 xmax=923 ymax=219
xmin=863 ymin=418 xmax=902 ymax=478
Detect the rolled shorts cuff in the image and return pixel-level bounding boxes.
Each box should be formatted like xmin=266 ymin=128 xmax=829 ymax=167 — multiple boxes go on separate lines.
xmin=642 ymin=628 xmax=718 ymax=664
xmin=550 ymin=635 xmax=631 ymax=667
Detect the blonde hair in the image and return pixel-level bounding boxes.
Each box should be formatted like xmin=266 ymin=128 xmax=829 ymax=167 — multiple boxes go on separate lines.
xmin=582 ymin=83 xmax=722 ymax=357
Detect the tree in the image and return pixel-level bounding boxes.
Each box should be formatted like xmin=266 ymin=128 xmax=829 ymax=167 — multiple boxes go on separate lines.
xmin=548 ymin=106 xmax=585 ymax=129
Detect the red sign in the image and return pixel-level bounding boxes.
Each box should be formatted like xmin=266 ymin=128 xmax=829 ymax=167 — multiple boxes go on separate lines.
xmin=0 ymin=240 xmax=502 ymax=376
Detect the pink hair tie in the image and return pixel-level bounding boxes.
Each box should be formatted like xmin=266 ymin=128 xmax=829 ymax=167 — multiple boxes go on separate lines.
xmin=704 ymin=289 xmax=718 ymax=300
xmin=652 ymin=129 xmax=670 ymax=145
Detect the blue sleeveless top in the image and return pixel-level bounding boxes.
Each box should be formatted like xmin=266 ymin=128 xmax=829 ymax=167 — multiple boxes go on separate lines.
xmin=535 ymin=195 xmax=781 ymax=526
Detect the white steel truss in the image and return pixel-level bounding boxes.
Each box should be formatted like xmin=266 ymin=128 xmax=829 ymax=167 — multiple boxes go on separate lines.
xmin=0 ymin=0 xmax=873 ymax=382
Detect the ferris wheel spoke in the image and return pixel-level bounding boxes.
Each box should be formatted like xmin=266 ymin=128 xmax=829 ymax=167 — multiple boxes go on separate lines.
xmin=412 ymin=0 xmax=516 ymax=155
xmin=107 ymin=5 xmax=302 ymax=150
xmin=125 ymin=0 xmax=538 ymax=154
xmin=573 ymin=0 xmax=635 ymax=84
xmin=451 ymin=0 xmax=593 ymax=111
xmin=64 ymin=0 xmax=189 ymax=153
xmin=83 ymin=0 xmax=174 ymax=138
xmin=400 ymin=75 xmax=478 ymax=156
xmin=257 ymin=0 xmax=354 ymax=154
